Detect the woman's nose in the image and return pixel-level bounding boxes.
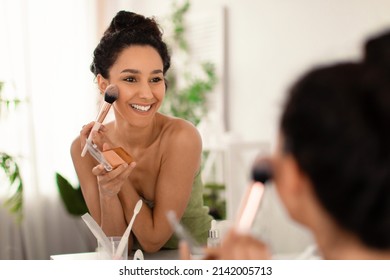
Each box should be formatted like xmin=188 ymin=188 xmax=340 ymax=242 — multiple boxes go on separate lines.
xmin=138 ymin=81 xmax=153 ymax=99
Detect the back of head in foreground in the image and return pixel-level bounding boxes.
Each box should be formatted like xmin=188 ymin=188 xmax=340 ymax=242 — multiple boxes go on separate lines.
xmin=182 ymin=30 xmax=390 ymax=260
xmin=280 ymin=30 xmax=390 ymax=255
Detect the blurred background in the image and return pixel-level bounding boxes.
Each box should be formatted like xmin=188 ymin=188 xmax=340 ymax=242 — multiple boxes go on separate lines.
xmin=1 ymin=0 xmax=390 ymax=259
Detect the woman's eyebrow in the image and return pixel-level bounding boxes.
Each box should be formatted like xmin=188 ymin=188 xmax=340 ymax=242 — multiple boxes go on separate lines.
xmin=151 ymin=69 xmax=163 ymax=74
xmin=121 ymin=68 xmax=140 ymax=74
xmin=120 ymin=69 xmax=163 ymax=74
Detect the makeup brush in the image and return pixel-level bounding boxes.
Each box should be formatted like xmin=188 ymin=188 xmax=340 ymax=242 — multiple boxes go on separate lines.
xmin=251 ymin=157 xmax=273 ymax=184
xmin=235 ymin=157 xmax=273 ymax=233
xmin=81 ymin=84 xmax=119 ymax=157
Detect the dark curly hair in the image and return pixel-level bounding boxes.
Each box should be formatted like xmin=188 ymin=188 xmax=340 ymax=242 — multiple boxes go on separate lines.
xmin=280 ymin=30 xmax=390 ymax=249
xmin=90 ymin=10 xmax=171 ymax=78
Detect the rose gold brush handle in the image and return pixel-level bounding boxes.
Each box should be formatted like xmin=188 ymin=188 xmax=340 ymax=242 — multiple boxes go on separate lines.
xmin=235 ymin=181 xmax=265 ymax=234
xmin=234 ymin=156 xmax=272 ymax=233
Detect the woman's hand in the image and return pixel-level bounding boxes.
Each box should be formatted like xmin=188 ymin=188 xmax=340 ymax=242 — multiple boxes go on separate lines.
xmin=206 ymin=230 xmax=271 ymax=260
xmin=79 ymin=121 xmax=112 ymax=151
xmin=179 ymin=229 xmax=271 ymax=260
xmin=92 ymin=143 xmax=136 ymax=197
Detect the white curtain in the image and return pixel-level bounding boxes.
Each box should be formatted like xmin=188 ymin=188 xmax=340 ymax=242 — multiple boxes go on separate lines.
xmin=0 ymin=0 xmax=100 ymax=259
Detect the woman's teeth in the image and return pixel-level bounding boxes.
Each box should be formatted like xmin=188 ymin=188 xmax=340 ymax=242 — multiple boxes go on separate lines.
xmin=131 ymin=104 xmax=152 ymax=112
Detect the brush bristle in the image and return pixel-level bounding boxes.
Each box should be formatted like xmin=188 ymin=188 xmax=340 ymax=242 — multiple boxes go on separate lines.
xmin=251 ymin=159 xmax=273 ymax=184
xmin=104 ymin=84 xmax=119 ymax=104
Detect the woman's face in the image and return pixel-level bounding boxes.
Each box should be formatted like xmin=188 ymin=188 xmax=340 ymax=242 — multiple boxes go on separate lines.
xmin=271 ymin=133 xmax=303 ymax=222
xmin=106 ymin=45 xmax=165 ymax=127
xmin=272 ymin=134 xmax=290 ymax=204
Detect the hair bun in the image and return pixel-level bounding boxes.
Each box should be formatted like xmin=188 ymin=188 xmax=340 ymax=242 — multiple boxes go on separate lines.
xmin=111 ymin=11 xmax=141 ymax=32
xmin=105 ymin=10 xmax=162 ymax=39
xmin=364 ymin=30 xmax=390 ymax=71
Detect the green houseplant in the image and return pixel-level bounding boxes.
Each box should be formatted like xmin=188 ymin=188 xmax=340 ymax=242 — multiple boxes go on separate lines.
xmin=55 ymin=172 xmax=88 ymax=216
xmin=0 ymin=81 xmax=24 ymax=221
xmin=203 ymin=182 xmax=226 ymax=219
xmin=160 ymin=0 xmax=217 ymax=126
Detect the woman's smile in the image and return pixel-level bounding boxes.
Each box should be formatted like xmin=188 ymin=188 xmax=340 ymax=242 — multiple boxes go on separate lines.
xmin=129 ymin=103 xmax=153 ymax=114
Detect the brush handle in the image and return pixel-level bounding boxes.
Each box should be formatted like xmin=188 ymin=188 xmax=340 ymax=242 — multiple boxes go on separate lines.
xmin=114 ymin=215 xmax=136 ymax=259
xmin=81 ymin=213 xmax=112 ymax=255
xmin=235 ymin=182 xmax=265 ymax=234
xmin=166 ymin=210 xmax=203 ymax=255
xmin=114 ymin=200 xmax=143 ymax=259
xmin=81 ymin=122 xmax=102 ymax=157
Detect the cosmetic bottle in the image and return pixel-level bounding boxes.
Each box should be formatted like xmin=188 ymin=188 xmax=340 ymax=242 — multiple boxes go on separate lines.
xmin=207 ymin=220 xmax=220 ymax=248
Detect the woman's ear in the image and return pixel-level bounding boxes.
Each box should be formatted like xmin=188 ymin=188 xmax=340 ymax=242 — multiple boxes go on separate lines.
xmin=97 ymin=74 xmax=109 ymax=94
xmin=275 ymin=155 xmax=315 ymax=223
xmin=285 ymin=156 xmax=311 ymax=195
xmin=283 ymin=156 xmax=330 ymax=227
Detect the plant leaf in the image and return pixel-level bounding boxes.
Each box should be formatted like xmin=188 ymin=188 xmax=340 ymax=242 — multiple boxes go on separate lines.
xmin=0 ymin=152 xmax=23 ymax=222
xmin=55 ymin=172 xmax=88 ymax=216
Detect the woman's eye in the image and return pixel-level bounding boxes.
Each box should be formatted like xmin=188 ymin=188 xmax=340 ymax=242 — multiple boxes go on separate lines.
xmin=124 ymin=77 xmax=136 ymax=82
xmin=150 ymin=77 xmax=162 ymax=83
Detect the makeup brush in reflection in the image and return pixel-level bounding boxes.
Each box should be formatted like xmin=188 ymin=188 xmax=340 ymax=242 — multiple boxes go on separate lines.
xmin=251 ymin=157 xmax=273 ymax=184
xmin=81 ymin=84 xmax=119 ymax=157
xmin=235 ymin=157 xmax=273 ymax=233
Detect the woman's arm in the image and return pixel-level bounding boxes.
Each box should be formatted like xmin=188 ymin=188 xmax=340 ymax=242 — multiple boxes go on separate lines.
xmin=70 ymin=124 xmax=134 ymax=239
xmin=121 ymin=120 xmax=202 ymax=252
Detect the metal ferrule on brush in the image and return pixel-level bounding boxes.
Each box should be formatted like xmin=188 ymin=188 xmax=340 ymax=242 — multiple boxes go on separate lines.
xmin=95 ymin=102 xmax=111 ymax=123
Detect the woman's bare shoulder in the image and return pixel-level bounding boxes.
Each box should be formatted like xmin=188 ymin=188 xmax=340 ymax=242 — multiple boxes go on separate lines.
xmin=70 ymin=136 xmax=82 ymax=158
xmin=69 ymin=135 xmax=97 ymax=188
xmin=159 ymin=114 xmax=201 ymax=143
xmin=70 ymin=135 xmax=96 ymax=169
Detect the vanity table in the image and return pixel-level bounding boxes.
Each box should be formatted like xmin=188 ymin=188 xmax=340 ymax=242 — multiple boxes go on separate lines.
xmin=50 ymin=249 xmax=180 ymax=260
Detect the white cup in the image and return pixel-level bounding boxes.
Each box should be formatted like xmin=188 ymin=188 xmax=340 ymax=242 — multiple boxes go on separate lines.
xmin=97 ymin=236 xmax=128 ymax=260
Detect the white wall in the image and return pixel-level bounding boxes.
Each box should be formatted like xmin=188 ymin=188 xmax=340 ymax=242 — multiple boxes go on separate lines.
xmin=110 ymin=0 xmax=390 ymax=144
xmin=198 ymin=0 xmax=390 ymax=146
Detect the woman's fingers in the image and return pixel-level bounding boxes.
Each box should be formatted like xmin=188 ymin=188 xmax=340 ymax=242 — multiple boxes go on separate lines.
xmin=80 ymin=121 xmax=94 ymax=134
xmin=120 ymin=162 xmax=137 ymax=178
xmin=202 ymin=230 xmax=270 ymax=260
xmin=91 ymin=128 xmax=112 ymax=149
xmin=80 ymin=121 xmax=95 ymax=149
xmin=102 ymin=142 xmax=111 ymax=151
xmin=92 ymin=164 xmax=106 ymax=176
xmin=80 ymin=122 xmax=108 ymax=150
xmin=80 ymin=122 xmax=109 ymax=152
xmin=93 ymin=161 xmax=137 ymax=197
xmin=179 ymin=241 xmax=191 ymax=260
xmin=228 ymin=234 xmax=270 ymax=259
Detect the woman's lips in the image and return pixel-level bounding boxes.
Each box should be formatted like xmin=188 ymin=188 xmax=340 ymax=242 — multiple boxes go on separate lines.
xmin=130 ymin=103 xmax=152 ymax=112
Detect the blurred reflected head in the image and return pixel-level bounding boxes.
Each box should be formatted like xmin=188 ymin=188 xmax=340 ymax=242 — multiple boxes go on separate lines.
xmin=277 ymin=29 xmax=390 ymax=249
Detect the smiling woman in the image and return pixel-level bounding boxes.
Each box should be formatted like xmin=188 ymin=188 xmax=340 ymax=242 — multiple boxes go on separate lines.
xmin=70 ymin=10 xmax=212 ymax=254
